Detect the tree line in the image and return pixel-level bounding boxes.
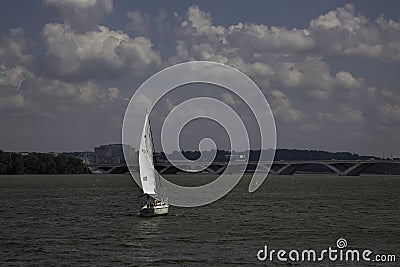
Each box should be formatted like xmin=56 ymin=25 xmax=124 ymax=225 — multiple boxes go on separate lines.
xmin=0 ymin=150 xmax=89 ymax=175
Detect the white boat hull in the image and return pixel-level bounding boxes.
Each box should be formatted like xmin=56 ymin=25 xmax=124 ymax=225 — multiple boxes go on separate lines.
xmin=139 ymin=204 xmax=169 ymax=217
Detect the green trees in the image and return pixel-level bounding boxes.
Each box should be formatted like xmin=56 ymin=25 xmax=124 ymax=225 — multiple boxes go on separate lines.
xmin=55 ymin=155 xmax=88 ymax=174
xmin=0 ymin=151 xmax=89 ymax=175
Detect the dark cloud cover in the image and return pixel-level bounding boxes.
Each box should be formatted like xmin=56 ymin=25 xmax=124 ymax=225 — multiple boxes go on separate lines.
xmin=0 ymin=0 xmax=399 ymax=156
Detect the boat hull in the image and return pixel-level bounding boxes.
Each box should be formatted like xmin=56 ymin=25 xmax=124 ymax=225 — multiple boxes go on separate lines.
xmin=139 ymin=204 xmax=169 ymax=217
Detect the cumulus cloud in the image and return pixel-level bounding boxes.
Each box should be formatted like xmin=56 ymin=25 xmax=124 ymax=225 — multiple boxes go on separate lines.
xmin=183 ymin=6 xmax=226 ymax=42
xmin=335 ymin=71 xmax=363 ymax=89
xmin=310 ymin=3 xmax=362 ymax=33
xmin=170 ymin=5 xmax=380 ymax=107
xmin=307 ymin=89 xmax=331 ymax=101
xmin=269 ymin=90 xmax=304 ymax=123
xmin=221 ymin=92 xmax=236 ymax=106
xmin=43 ymin=0 xmax=113 ymax=32
xmin=165 ymin=4 xmax=400 ymax=140
xmin=309 ymin=3 xmax=400 ymax=61
xmin=228 ymin=57 xmax=274 ymax=80
xmin=1 ymin=2 xmax=400 ymax=153
xmin=171 ymin=3 xmax=400 ymax=89
xmin=318 ymin=105 xmax=364 ymax=125
xmin=173 ymin=5 xmax=314 ymax=63
xmin=378 ymin=104 xmax=400 ymax=125
xmin=0 ymin=28 xmax=32 ymax=67
xmin=0 ymin=29 xmax=33 ymax=114
xmin=126 ymin=9 xmax=172 ymax=39
xmin=0 ymin=66 xmax=122 ymax=116
xmin=0 ymin=65 xmax=25 ymax=89
xmin=127 ymin=10 xmax=151 ymax=36
xmin=28 ymin=74 xmax=121 ymax=107
xmin=227 ymin=23 xmax=314 ymax=55
xmin=107 ymin=87 xmax=119 ymax=99
xmin=0 ymin=94 xmax=27 ymax=112
xmin=0 ymin=5 xmax=129 ymax=122
xmin=78 ymin=81 xmax=106 ymax=104
xmin=41 ymin=23 xmax=161 ymax=80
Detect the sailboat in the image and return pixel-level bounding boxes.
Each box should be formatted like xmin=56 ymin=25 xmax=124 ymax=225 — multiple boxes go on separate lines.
xmin=138 ymin=113 xmax=169 ymax=217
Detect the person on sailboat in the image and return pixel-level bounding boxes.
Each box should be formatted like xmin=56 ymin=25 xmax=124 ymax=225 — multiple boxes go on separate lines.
xmin=146 ymin=196 xmax=152 ymax=207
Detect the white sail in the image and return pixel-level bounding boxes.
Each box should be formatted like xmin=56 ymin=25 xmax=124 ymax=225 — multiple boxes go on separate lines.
xmin=139 ymin=114 xmax=156 ymax=195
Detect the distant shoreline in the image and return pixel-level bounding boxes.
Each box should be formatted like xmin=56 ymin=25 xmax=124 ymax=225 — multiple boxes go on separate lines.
xmin=1 ymin=148 xmax=399 ymax=175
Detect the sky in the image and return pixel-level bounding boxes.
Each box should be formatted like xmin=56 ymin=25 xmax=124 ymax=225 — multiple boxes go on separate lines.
xmin=0 ymin=0 xmax=400 ymax=156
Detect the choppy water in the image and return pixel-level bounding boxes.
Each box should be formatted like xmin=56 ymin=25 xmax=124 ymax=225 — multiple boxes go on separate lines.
xmin=1 ymin=174 xmax=399 ymax=266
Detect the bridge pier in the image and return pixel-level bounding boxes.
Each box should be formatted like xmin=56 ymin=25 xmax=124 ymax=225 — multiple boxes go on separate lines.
xmin=323 ymin=163 xmax=348 ymax=175
xmin=341 ymin=163 xmax=374 ymax=176
xmin=276 ymin=163 xmax=306 ymax=175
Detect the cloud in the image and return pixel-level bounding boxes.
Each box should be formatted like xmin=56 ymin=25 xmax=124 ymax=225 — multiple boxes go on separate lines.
xmin=41 ymin=23 xmax=161 ymax=80
xmin=0 ymin=67 xmax=123 ymax=116
xmin=166 ymin=4 xmax=400 ymax=137
xmin=269 ymin=90 xmax=304 ymax=123
xmin=78 ymin=81 xmax=105 ymax=104
xmin=43 ymin=0 xmax=113 ymax=32
xmin=310 ymin=3 xmax=362 ymax=33
xmin=335 ymin=71 xmax=363 ymax=89
xmin=0 ymin=65 xmax=25 ymax=89
xmin=30 ymin=76 xmax=121 ymax=107
xmin=279 ymin=62 xmax=303 ymax=88
xmin=126 ymin=9 xmax=172 ymax=39
xmin=307 ymin=89 xmax=331 ymax=101
xmin=309 ymin=3 xmax=400 ymax=61
xmin=378 ymin=104 xmax=400 ymax=125
xmin=221 ymin=92 xmax=236 ymax=106
xmin=1 ymin=2 xmax=400 ymax=153
xmin=0 ymin=18 xmax=126 ymax=120
xmin=228 ymin=57 xmax=274 ymax=78
xmin=0 ymin=28 xmax=32 ymax=67
xmin=184 ymin=6 xmax=225 ymax=41
xmin=318 ymin=105 xmax=364 ymax=125
xmin=172 ymin=4 xmax=400 ymax=76
xmin=227 ymin=23 xmax=314 ymax=55
xmin=107 ymin=87 xmax=119 ymax=99
xmin=174 ymin=6 xmax=314 ymax=63
xmin=127 ymin=10 xmax=150 ymax=36
xmin=0 ymin=94 xmax=27 ymax=112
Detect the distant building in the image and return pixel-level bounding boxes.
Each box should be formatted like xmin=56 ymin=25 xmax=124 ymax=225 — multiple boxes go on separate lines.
xmin=94 ymin=144 xmax=135 ymax=164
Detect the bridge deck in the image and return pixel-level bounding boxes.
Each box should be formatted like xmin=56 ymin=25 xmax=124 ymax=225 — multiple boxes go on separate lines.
xmin=88 ymin=160 xmax=400 ymax=176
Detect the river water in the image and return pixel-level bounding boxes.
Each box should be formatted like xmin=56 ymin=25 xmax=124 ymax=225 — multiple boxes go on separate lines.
xmin=1 ymin=174 xmax=399 ymax=266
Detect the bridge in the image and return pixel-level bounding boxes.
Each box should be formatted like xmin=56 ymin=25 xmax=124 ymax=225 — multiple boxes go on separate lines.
xmin=88 ymin=159 xmax=400 ymax=176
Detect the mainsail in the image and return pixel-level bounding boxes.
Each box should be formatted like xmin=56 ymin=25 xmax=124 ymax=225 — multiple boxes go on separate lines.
xmin=139 ymin=113 xmax=156 ymax=195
